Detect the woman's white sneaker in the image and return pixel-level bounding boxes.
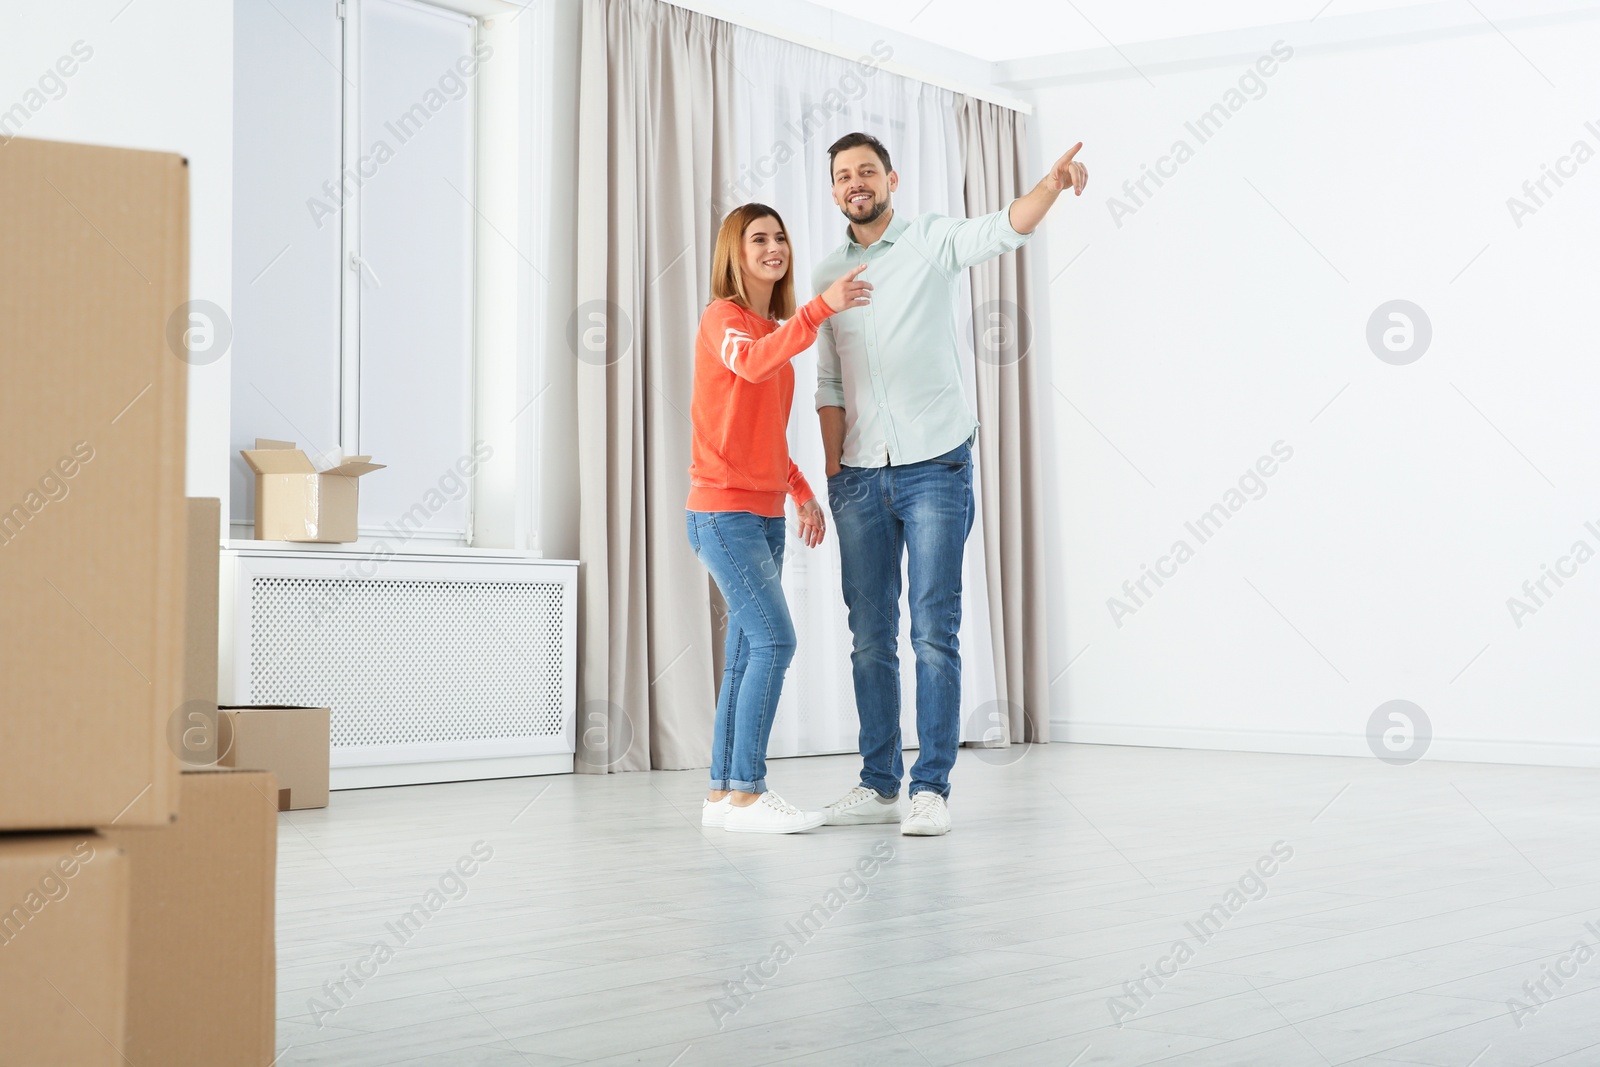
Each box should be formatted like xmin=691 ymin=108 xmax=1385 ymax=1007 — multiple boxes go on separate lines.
xmin=901 ymin=792 xmax=951 ymax=836
xmin=701 ymin=796 xmax=732 ymax=827
xmin=823 ymin=785 xmax=901 ymax=825
xmin=724 ymin=791 xmax=825 ymax=834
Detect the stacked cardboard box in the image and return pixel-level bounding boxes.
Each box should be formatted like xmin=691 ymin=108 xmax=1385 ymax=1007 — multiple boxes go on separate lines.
xmin=106 ymin=769 xmax=279 ymax=1067
xmin=0 ymin=835 xmax=130 ymax=1067
xmin=1 ymin=137 xmax=188 ymax=833
xmin=1 ymin=137 xmax=278 ymax=1066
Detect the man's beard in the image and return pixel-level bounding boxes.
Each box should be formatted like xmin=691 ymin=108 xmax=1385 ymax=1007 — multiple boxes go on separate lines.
xmin=842 ymin=196 xmax=888 ymax=226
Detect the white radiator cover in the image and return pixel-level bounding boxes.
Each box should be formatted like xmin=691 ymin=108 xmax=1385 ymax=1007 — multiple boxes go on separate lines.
xmin=220 ymin=546 xmax=578 ymax=788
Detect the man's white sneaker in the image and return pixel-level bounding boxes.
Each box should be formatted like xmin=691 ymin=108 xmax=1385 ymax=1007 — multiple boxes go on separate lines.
xmin=824 ymin=784 xmax=902 ymax=826
xmin=723 ymin=791 xmax=825 ymax=834
xmin=901 ymin=792 xmax=951 ymax=836
xmin=701 ymin=796 xmax=731 ymax=828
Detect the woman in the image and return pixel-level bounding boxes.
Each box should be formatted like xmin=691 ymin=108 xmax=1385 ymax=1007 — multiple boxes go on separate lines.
xmin=687 ymin=203 xmax=870 ymax=834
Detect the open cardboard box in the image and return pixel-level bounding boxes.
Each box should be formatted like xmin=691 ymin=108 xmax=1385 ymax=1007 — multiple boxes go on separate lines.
xmin=239 ymin=438 xmax=384 ymax=543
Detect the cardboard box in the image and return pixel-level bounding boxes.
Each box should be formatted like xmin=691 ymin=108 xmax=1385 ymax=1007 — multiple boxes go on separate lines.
xmin=105 ymin=769 xmax=278 ymax=1067
xmin=240 ymin=439 xmax=384 ymax=542
xmin=0 ymin=136 xmax=188 ymax=829
xmin=0 ymin=834 xmax=131 ymax=1067
xmin=173 ymin=497 xmax=223 ymax=768
xmin=218 ymin=705 xmax=331 ymax=810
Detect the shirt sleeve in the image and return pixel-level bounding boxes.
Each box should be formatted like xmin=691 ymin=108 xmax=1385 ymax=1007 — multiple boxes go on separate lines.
xmin=786 ymin=459 xmax=813 ymax=507
xmin=814 ymin=313 xmax=844 ymax=410
xmin=922 ymin=203 xmax=1032 ymax=274
xmin=705 ymin=295 xmax=835 ymax=384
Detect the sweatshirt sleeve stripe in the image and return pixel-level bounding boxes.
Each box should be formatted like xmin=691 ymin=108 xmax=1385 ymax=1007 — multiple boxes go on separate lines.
xmin=718 ymin=327 xmax=753 ymax=373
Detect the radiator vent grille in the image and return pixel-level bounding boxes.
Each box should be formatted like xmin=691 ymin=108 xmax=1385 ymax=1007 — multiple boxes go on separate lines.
xmin=248 ymin=576 xmax=567 ymax=749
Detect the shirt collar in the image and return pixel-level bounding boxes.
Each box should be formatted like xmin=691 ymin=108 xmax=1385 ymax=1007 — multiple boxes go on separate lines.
xmin=847 ymin=209 xmax=909 ymax=249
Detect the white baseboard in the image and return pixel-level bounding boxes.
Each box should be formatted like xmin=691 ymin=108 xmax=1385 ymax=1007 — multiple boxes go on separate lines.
xmin=331 ymin=753 xmax=574 ymax=790
xmin=1049 ymin=721 xmax=1600 ymax=769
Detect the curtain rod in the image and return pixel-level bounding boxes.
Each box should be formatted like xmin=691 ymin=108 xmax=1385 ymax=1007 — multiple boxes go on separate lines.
xmin=659 ymin=0 xmax=1034 ymax=116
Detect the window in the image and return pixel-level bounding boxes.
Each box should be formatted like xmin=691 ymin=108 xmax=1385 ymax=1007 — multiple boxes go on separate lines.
xmin=232 ymin=0 xmax=480 ymax=543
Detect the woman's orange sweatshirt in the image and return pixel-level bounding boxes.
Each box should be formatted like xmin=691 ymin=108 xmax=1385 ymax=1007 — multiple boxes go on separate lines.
xmin=686 ymin=294 xmax=836 ymax=517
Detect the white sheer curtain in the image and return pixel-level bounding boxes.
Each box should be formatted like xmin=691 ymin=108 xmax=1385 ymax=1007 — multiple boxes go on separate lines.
xmin=720 ymin=29 xmax=999 ymax=758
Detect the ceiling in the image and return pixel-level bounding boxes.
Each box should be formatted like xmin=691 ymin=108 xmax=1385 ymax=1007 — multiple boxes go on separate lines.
xmin=799 ymin=0 xmax=1454 ymax=61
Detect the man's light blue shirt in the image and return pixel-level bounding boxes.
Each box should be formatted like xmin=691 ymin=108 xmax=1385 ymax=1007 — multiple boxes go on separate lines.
xmin=812 ymin=205 xmax=1030 ymax=468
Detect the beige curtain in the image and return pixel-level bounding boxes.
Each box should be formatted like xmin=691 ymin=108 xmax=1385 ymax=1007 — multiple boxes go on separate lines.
xmin=573 ymin=0 xmax=1050 ymax=771
xmin=573 ymin=0 xmax=738 ymax=772
xmin=957 ymin=97 xmax=1052 ymax=747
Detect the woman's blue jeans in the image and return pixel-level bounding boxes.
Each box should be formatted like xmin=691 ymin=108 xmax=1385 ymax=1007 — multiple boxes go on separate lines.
xmin=686 ymin=510 xmax=795 ymax=793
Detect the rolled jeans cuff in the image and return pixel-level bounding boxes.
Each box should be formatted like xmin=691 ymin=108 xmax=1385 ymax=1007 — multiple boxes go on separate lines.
xmin=710 ymin=777 xmax=767 ymax=794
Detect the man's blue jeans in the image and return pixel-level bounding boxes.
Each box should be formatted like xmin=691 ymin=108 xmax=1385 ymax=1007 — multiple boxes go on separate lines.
xmin=686 ymin=510 xmax=794 ymax=793
xmin=827 ymin=438 xmax=974 ymax=799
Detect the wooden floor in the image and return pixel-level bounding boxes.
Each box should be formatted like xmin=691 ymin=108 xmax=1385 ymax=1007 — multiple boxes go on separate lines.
xmin=274 ymin=743 xmax=1600 ymax=1066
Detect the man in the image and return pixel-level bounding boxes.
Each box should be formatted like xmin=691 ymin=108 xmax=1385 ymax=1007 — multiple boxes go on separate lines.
xmin=815 ymin=131 xmax=1088 ymax=836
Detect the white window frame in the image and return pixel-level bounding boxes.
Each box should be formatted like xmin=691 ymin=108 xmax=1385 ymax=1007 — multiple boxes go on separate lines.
xmin=337 ymin=0 xmax=482 ymax=544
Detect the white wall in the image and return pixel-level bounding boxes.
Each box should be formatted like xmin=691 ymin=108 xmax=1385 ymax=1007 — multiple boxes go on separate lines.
xmin=2 ymin=0 xmax=234 ymax=524
xmin=1022 ymin=7 xmax=1600 ymax=765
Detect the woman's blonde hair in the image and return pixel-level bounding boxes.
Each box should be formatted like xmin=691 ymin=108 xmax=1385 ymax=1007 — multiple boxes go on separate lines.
xmin=711 ymin=203 xmax=795 ymax=319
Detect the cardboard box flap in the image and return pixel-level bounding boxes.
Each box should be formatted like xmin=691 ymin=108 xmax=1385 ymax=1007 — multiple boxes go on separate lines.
xmin=254 ymin=438 xmax=296 ymax=451
xmin=321 ymin=459 xmax=385 ymax=478
xmin=240 ymin=445 xmax=315 ymax=476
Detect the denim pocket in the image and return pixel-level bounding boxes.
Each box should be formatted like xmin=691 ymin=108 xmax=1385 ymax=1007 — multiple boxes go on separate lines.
xmin=685 ymin=511 xmax=702 ymax=554
xmin=828 ymin=466 xmax=873 ymax=505
xmin=929 ymin=442 xmax=972 ymax=468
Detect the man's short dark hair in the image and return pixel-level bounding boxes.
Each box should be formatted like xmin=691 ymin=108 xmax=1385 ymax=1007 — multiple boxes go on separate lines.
xmin=827 ymin=132 xmax=892 ymax=178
